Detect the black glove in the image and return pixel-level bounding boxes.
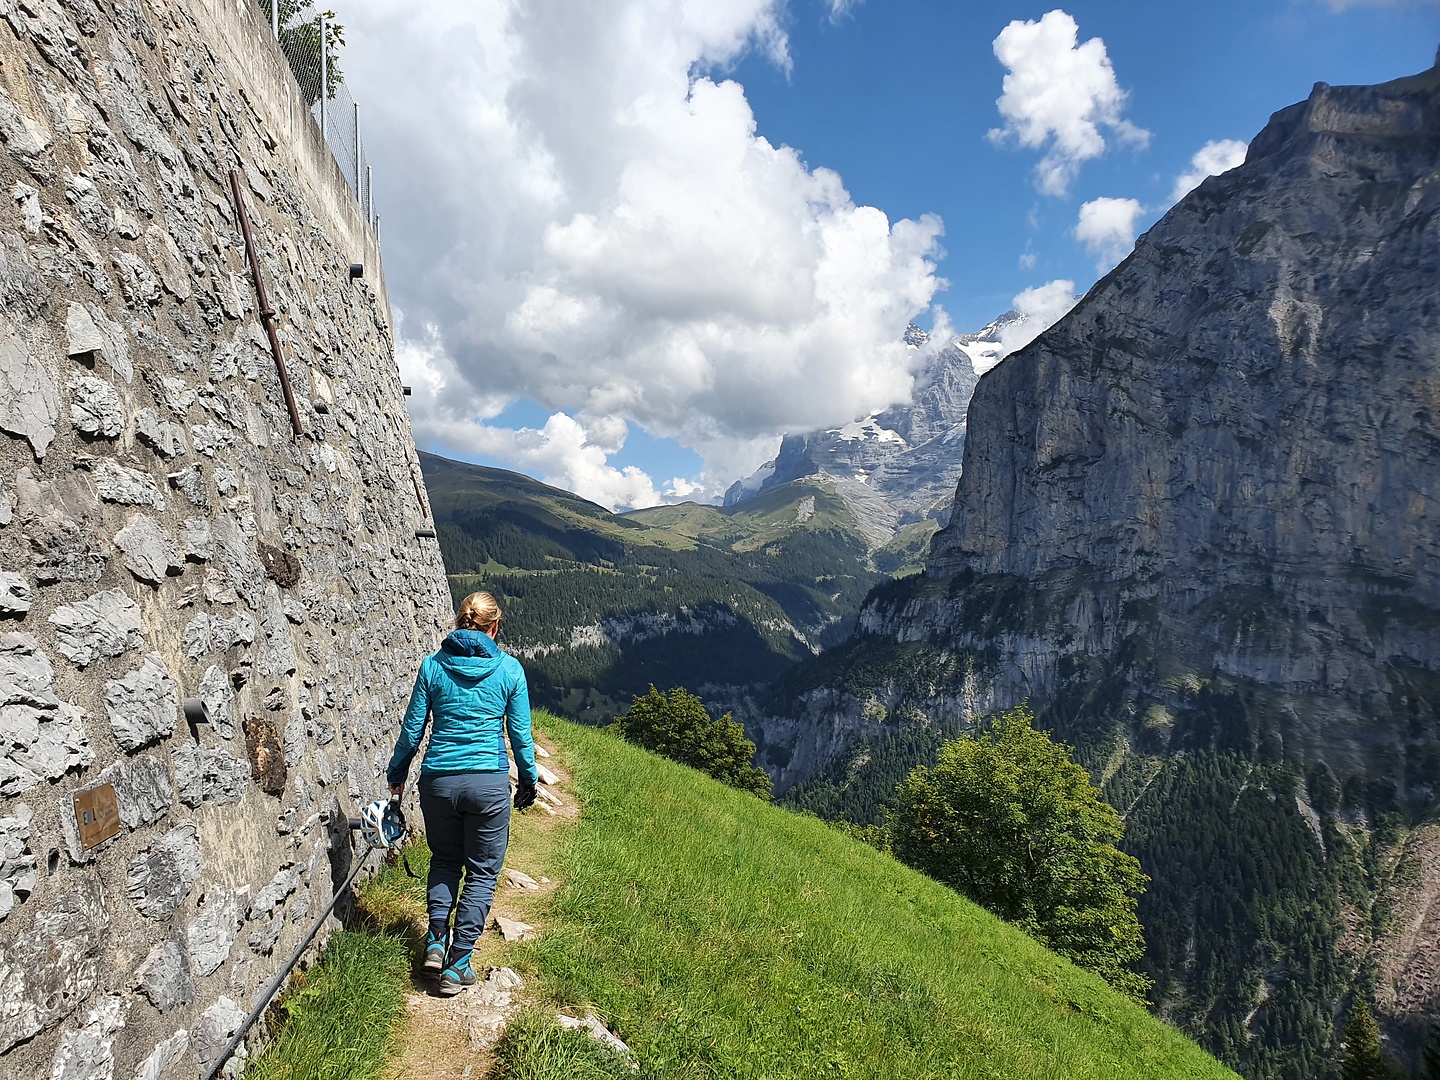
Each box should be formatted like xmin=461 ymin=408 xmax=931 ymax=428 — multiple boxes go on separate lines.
xmin=514 ymin=782 xmax=537 ymax=810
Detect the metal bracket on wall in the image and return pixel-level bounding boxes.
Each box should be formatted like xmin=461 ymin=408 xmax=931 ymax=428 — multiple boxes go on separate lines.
xmin=183 ymin=697 xmax=210 ymax=741
xmin=229 ymin=168 xmax=304 ymax=438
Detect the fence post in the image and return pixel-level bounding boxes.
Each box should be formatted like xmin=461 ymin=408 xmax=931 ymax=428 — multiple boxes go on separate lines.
xmin=366 ymin=165 xmax=373 ymax=220
xmin=318 ymin=14 xmax=327 ymax=138
xmin=353 ymin=102 xmax=361 ymax=196
xmin=271 ymin=0 xmax=278 ymax=37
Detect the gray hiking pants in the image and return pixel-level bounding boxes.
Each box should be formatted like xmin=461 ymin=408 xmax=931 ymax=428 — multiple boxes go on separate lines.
xmin=418 ymin=770 xmax=511 ymax=954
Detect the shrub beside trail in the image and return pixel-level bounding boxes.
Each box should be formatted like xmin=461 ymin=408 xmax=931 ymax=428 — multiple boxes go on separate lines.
xmin=613 ymin=686 xmax=772 ymax=798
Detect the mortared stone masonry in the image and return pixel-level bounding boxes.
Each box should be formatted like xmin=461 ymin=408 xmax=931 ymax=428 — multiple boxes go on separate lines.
xmin=0 ymin=0 xmax=452 ymax=1075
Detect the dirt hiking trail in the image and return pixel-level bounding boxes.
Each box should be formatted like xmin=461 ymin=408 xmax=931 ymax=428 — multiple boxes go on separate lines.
xmin=384 ymin=729 xmax=582 ymax=1080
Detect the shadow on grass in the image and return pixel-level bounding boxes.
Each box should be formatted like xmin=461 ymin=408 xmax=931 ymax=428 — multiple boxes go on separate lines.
xmin=352 ymin=841 xmax=451 ymax=998
xmin=245 ymin=841 xmax=437 ymax=1079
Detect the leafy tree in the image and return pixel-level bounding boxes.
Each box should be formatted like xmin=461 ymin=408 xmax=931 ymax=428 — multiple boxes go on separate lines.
xmin=1340 ymin=1000 xmax=1399 ymax=1080
xmin=258 ymin=1 xmax=345 ymax=105
xmin=830 ymin=818 xmax=891 ymax=853
xmin=615 ymin=687 xmax=771 ymax=799
xmin=887 ymin=704 xmax=1151 ymax=1002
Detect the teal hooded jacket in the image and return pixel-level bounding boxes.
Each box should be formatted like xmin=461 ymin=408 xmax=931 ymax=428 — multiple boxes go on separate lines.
xmin=387 ymin=629 xmax=540 ymax=788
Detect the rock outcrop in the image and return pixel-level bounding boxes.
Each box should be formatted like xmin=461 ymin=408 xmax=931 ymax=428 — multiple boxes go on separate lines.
xmin=915 ymin=61 xmax=1440 ymax=770
xmin=0 ymin=0 xmax=450 ymax=1077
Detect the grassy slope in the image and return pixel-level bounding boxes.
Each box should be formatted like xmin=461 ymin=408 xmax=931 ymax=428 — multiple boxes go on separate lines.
xmin=874 ymin=517 xmax=942 ymax=575
xmin=420 ymin=451 xmax=694 ymax=556
xmin=517 ymin=715 xmax=1237 ymax=1080
xmin=763 ymin=582 xmax=1360 ymax=1076
xmin=421 ymin=450 xmax=868 ymax=558
xmin=623 ymin=481 xmax=859 ymax=552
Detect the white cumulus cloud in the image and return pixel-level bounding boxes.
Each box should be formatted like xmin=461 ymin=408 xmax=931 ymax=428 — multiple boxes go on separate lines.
xmin=1074 ymin=196 xmax=1145 ymax=270
xmin=397 ymin=332 xmax=662 ymax=509
xmin=988 ymin=9 xmax=1150 ymax=196
xmin=1170 ymin=138 xmax=1249 ymax=203
xmin=344 ymin=0 xmax=946 ymax=508
xmin=997 ymin=279 xmax=1080 ymax=356
xmin=665 ymin=476 xmax=705 ymax=500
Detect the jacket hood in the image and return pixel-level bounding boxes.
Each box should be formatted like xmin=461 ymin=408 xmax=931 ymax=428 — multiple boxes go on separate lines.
xmin=442 ymin=629 xmax=501 ymax=657
xmin=436 ymin=629 xmax=505 ymax=681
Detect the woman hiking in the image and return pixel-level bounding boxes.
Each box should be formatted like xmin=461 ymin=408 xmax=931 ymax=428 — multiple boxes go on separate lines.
xmin=387 ymin=591 xmax=539 ymax=995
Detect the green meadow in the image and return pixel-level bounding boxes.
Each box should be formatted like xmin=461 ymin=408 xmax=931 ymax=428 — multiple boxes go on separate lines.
xmin=247 ymin=711 xmax=1237 ymax=1080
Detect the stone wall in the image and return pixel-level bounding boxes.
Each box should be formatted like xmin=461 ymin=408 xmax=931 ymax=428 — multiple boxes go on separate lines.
xmin=0 ymin=1 xmax=451 ymax=1077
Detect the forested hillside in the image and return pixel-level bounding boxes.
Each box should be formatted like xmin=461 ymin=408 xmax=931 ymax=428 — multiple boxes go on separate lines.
xmin=763 ymin=628 xmax=1360 ymax=1078
xmin=420 ymin=452 xmax=886 ymax=717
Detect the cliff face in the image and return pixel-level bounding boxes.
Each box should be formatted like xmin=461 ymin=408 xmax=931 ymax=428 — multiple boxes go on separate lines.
xmin=915 ymin=63 xmax=1440 ymax=770
xmin=760 ymin=60 xmax=1440 ymax=1077
xmin=0 ymin=1 xmax=450 ymax=1077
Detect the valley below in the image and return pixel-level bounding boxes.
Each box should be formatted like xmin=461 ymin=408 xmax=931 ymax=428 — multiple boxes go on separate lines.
xmin=419 ymin=450 xmax=891 ymax=720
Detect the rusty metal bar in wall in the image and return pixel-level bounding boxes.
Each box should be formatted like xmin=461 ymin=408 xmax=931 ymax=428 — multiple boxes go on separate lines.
xmin=229 ymin=168 xmax=304 ymax=438
xmin=409 ymin=459 xmax=430 ymax=520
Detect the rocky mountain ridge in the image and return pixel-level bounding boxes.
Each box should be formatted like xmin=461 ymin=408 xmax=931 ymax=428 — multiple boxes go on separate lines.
xmin=919 ymin=60 xmax=1440 ymax=764
xmin=724 ymin=313 xmax=1025 ymax=544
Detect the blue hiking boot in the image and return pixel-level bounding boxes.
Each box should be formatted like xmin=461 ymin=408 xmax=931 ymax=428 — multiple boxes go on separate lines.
xmin=422 ymin=928 xmax=447 ymax=973
xmin=438 ymin=950 xmax=477 ymax=996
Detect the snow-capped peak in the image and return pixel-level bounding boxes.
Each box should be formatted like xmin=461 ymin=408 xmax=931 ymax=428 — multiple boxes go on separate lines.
xmin=832 ymin=418 xmax=908 ymax=446
xmin=724 ymin=310 xmax=1034 ymax=524
xmin=953 ymin=309 xmax=1026 ymax=376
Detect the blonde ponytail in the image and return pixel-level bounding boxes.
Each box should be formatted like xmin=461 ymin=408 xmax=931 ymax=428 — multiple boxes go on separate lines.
xmin=455 ymin=591 xmax=502 ymax=633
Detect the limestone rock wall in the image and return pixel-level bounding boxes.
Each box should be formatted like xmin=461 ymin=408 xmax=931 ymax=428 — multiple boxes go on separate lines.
xmin=832 ymin=61 xmax=1440 ymax=1066
xmin=917 ymin=61 xmax=1440 ymax=768
xmin=0 ymin=0 xmax=451 ymax=1077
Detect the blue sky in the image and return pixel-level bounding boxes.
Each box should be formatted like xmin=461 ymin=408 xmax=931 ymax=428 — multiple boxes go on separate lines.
xmin=351 ymin=0 xmax=1437 ymax=508
xmin=730 ymin=0 xmax=1439 ymax=332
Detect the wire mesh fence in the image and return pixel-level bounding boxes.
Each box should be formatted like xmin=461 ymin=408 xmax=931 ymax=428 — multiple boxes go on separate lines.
xmin=256 ymin=1 xmax=375 ymax=230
